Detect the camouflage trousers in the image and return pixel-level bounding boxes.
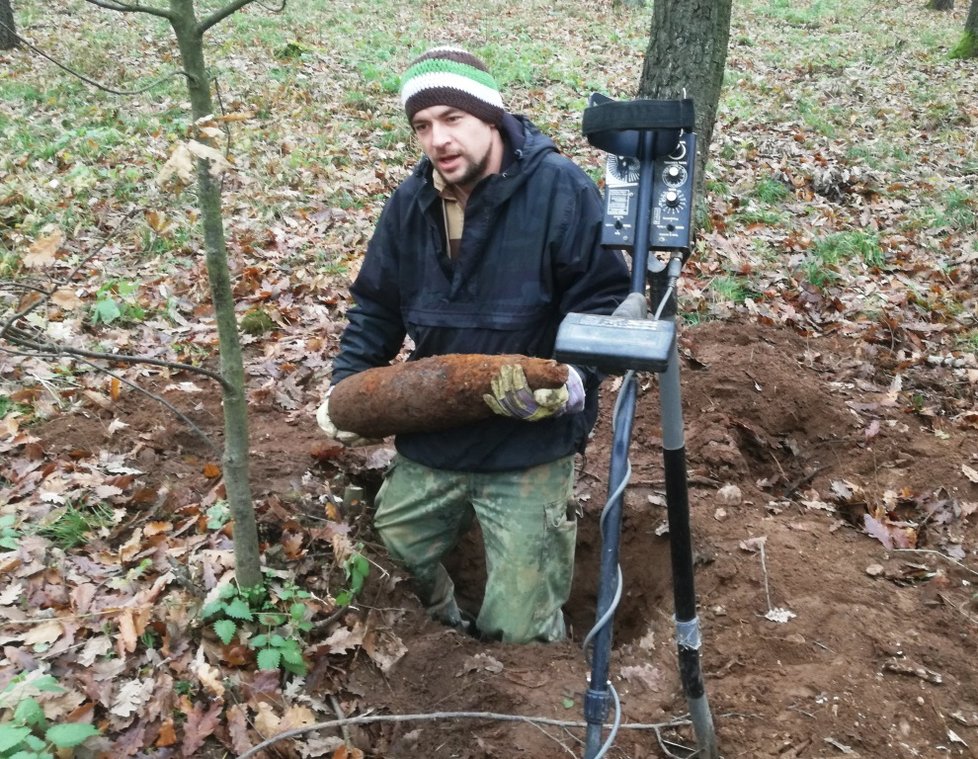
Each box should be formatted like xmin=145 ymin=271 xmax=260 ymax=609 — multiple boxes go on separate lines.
xmin=373 ymin=454 xmax=578 ymax=644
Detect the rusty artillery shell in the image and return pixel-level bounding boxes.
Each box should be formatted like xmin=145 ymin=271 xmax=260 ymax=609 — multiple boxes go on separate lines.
xmin=328 ymin=354 xmax=568 ymax=438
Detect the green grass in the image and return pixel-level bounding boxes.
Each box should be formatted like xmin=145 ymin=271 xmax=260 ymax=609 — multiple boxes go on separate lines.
xmin=39 ymin=503 xmax=116 ymax=550
xmin=956 ymin=329 xmax=978 ymax=351
xmin=734 ymin=206 xmax=786 ymax=226
xmin=708 ymin=275 xmax=756 ymax=305
xmin=909 ymin=189 xmax=977 ymax=232
xmin=0 ymin=0 xmax=972 ymax=364
xmin=816 ymin=231 xmax=884 ymax=268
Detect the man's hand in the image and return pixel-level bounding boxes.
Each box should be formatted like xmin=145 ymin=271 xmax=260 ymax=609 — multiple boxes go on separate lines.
xmin=483 ymin=364 xmax=585 ymax=422
xmin=316 ymin=395 xmax=378 ymax=447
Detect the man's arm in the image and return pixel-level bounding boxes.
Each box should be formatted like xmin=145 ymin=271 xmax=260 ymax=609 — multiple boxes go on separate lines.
xmin=330 ymin=206 xmax=407 ymax=386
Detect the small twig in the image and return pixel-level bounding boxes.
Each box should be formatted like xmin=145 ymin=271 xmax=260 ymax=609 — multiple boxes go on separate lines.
xmin=938 ymin=592 xmax=978 ymax=627
xmin=652 ymin=725 xmax=695 ymax=759
xmin=75 ymin=357 xmax=220 ymax=455
xmin=757 ymin=541 xmax=774 ymax=612
xmin=891 ymin=548 xmax=978 ymax=578
xmin=329 ymin=694 xmax=353 ymax=747
xmin=0 ymin=20 xmax=186 ymax=94
xmin=527 ymin=719 xmax=578 ymax=758
xmin=2 ymin=325 xmax=230 ymax=391
xmin=784 ymin=465 xmax=831 ymax=498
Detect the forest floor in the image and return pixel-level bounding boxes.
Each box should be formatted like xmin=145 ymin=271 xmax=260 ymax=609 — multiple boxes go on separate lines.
xmin=2 ymin=0 xmax=977 ymax=757
xmin=15 ymin=318 xmax=978 ymax=758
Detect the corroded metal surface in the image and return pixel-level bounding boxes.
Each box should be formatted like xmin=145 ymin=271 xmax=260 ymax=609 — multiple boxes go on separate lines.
xmin=329 ymin=354 xmax=568 ymax=437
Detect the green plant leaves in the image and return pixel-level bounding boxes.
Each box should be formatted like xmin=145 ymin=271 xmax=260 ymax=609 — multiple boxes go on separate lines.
xmin=223 ymin=597 xmax=254 ymax=621
xmin=256 ymin=647 xmax=281 ymax=671
xmin=0 ymin=725 xmax=32 ymax=753
xmin=12 ymin=697 xmax=45 ymax=728
xmin=91 ymin=296 xmax=122 ymax=325
xmin=45 ymin=722 xmax=100 ymax=748
xmin=213 ymin=619 xmax=237 ymax=645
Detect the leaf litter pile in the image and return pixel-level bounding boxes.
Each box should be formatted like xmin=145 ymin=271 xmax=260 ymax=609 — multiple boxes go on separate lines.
xmin=1 ymin=1 xmax=977 ymax=757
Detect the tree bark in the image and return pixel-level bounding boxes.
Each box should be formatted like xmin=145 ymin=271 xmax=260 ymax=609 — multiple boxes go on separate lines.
xmin=638 ymin=0 xmax=732 ymax=206
xmin=951 ymin=0 xmax=978 ymax=57
xmin=0 ymin=0 xmax=17 ymax=50
xmin=167 ymin=0 xmax=262 ymax=589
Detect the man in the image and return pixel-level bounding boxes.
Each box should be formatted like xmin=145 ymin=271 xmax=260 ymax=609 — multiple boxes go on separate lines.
xmin=318 ymin=46 xmax=630 ymax=643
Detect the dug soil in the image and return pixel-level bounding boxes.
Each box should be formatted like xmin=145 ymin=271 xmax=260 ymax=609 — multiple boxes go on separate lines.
xmin=30 ymin=319 xmax=978 ymax=759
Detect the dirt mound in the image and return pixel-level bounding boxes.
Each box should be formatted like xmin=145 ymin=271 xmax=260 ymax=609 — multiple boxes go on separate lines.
xmin=350 ymin=321 xmax=978 ymax=758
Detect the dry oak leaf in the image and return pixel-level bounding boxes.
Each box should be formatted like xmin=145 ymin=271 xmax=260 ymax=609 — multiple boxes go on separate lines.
xmin=226 ymin=703 xmax=253 ymax=755
xmin=181 ymin=699 xmax=223 ymax=758
xmin=192 ymin=647 xmax=227 ymax=698
xmin=23 ymin=229 xmax=63 ymax=268
xmin=110 ymin=677 xmax=155 ymax=719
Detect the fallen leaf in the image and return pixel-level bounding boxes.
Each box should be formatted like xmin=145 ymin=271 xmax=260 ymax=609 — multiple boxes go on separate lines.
xmin=226 ymin=703 xmax=253 ymax=754
xmin=117 ymin=609 xmax=138 ymax=654
xmin=323 ymin=623 xmax=366 ymax=655
xmin=109 ymin=677 xmax=154 ymax=718
xmin=22 ymin=620 xmax=63 ymax=648
xmin=192 ymin=648 xmax=226 ymax=698
xmin=962 ymin=464 xmax=978 ymax=484
xmin=51 ymin=288 xmax=82 ymax=309
xmin=23 ymin=229 xmax=63 ymax=267
xmin=181 ymin=699 xmax=223 ymax=756
xmin=156 ymin=718 xmax=178 ymax=747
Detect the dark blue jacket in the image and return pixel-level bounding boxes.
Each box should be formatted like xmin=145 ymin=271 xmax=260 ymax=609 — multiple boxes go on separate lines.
xmin=331 ymin=114 xmax=630 ymax=472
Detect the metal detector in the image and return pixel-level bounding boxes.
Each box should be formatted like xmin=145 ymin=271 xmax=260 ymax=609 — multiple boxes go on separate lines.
xmin=555 ymin=94 xmax=718 ymax=759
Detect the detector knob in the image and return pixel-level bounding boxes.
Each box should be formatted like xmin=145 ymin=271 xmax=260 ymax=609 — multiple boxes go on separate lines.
xmin=664 ymin=190 xmax=680 ymax=208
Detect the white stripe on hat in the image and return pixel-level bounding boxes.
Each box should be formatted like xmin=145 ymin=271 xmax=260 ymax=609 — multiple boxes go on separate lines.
xmin=400 ymin=71 xmax=504 ymax=109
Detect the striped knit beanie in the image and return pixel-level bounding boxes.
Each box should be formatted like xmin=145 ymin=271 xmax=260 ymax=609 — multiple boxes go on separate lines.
xmin=400 ymin=47 xmax=505 ymax=126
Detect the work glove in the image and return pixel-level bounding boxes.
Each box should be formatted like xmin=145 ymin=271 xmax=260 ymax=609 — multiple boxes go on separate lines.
xmin=316 ymin=393 xmax=377 ymax=447
xmin=483 ymin=364 xmax=585 ymax=422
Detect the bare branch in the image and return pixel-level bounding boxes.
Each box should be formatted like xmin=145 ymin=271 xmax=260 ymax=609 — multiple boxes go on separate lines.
xmin=2 ymin=325 xmax=231 ymax=391
xmin=198 ymin=0 xmax=259 ymax=34
xmin=75 ymin=357 xmax=221 ymax=455
xmin=6 ymin=25 xmax=187 ymax=95
xmin=83 ymin=0 xmax=175 ymax=21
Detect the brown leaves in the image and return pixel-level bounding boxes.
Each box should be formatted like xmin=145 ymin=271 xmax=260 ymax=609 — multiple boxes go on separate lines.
xmin=181 ymin=700 xmax=223 ymax=757
xmin=22 ymin=229 xmax=63 ymax=268
xmin=830 ymin=480 xmax=972 ymax=554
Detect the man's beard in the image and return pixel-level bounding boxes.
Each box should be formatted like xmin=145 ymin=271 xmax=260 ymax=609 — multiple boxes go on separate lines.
xmin=438 ymin=150 xmax=490 ymax=189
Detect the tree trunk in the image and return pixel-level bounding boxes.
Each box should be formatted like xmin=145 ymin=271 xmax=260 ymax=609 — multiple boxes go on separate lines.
xmin=638 ymin=0 xmax=732 ymax=206
xmin=0 ymin=0 xmax=17 ymax=50
xmin=951 ymin=0 xmax=978 ymax=57
xmin=927 ymin=0 xmax=954 ymax=10
xmin=168 ymin=0 xmax=262 ymax=590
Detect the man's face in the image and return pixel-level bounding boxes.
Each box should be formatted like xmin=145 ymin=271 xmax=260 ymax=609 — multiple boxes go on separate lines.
xmin=411 ymin=105 xmax=501 ymax=192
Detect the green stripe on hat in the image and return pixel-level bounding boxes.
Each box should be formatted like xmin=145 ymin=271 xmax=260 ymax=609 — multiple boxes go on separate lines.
xmin=401 ymin=58 xmax=499 ymax=93
xmin=399 ymin=46 xmax=506 ymax=125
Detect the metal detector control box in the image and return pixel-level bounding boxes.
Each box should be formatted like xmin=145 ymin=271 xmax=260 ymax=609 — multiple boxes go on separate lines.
xmin=555 ymin=313 xmax=675 ymax=374
xmin=650 ymin=131 xmax=696 ymax=251
xmin=600 ymin=132 xmax=696 ymax=252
